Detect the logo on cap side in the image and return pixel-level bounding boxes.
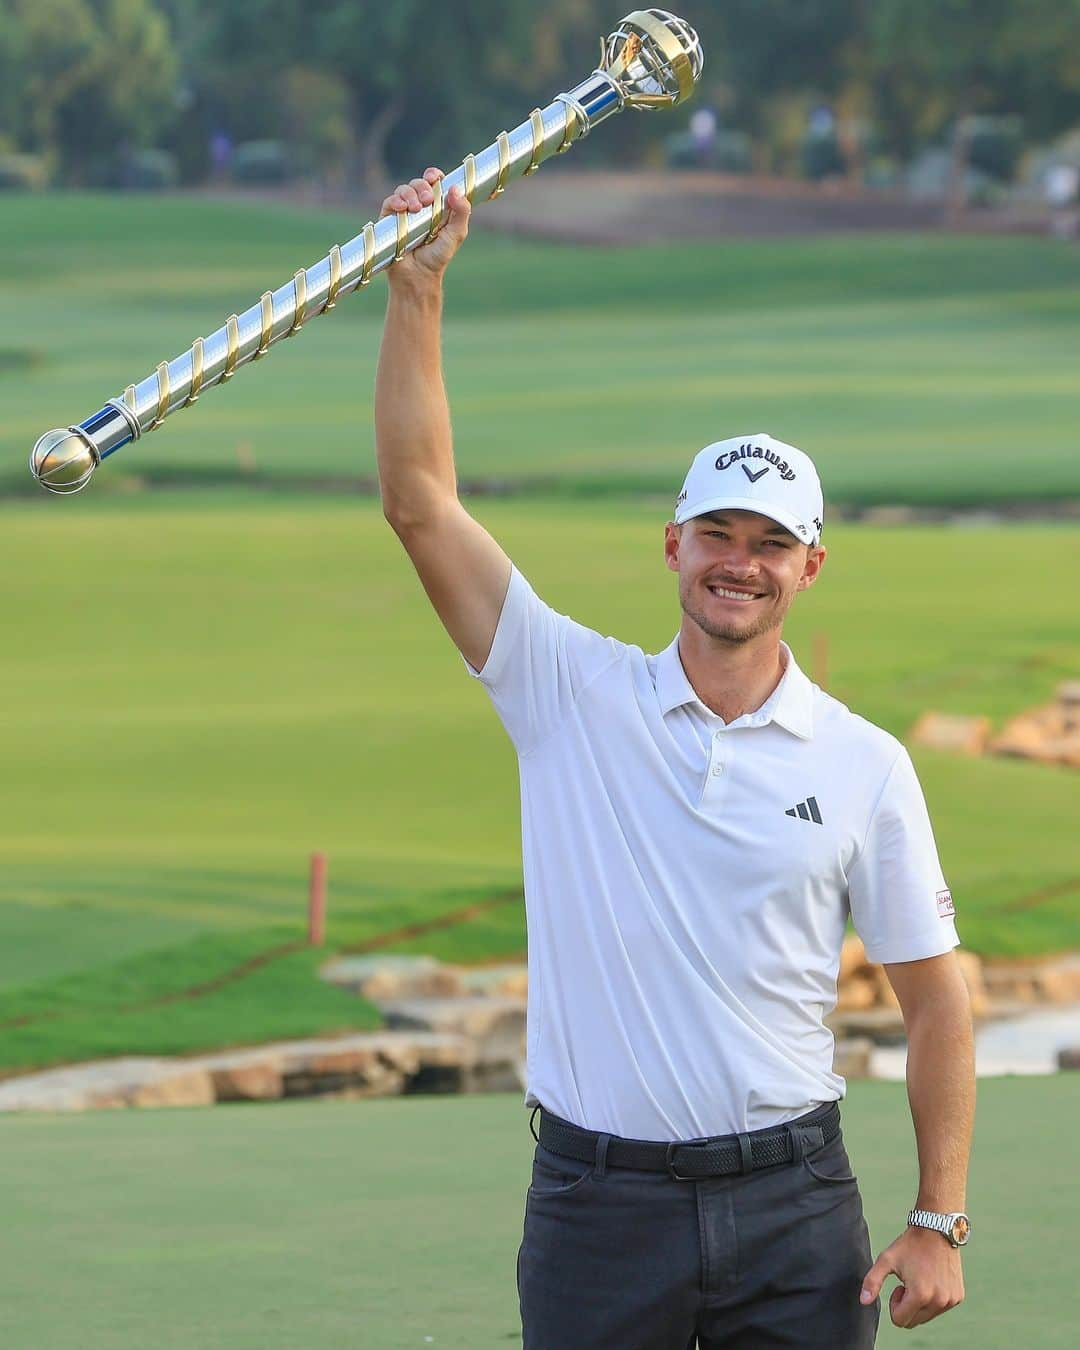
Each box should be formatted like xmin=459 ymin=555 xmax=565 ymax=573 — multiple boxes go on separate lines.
xmin=715 ymin=443 xmax=796 ymax=482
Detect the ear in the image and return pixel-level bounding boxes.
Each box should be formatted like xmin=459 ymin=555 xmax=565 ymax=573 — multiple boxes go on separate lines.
xmin=664 ymin=521 xmax=681 ymax=573
xmin=795 ymin=544 xmax=827 ymax=592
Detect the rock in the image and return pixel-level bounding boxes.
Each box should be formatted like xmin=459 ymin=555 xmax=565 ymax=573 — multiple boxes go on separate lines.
xmin=447 ymin=963 xmax=529 ymax=998
xmin=1058 ymin=1049 xmax=1080 ymax=1071
xmin=872 ymin=966 xmax=901 ymax=1011
xmin=261 ymin=1031 xmax=476 ymax=1099
xmin=983 ymin=955 xmax=1080 ymax=1006
xmin=954 ymin=950 xmax=990 ymax=1018
xmin=0 ymin=1058 xmax=214 ymax=1114
xmin=835 ymin=974 xmax=877 ymax=1013
xmin=377 ymin=995 xmax=527 ymax=1062
xmin=909 ymin=712 xmax=990 ymax=756
xmin=188 ymin=1049 xmax=285 ymax=1102
xmin=826 ymin=1007 xmax=907 ymax=1044
xmin=1034 ymin=955 xmax=1080 ymax=1004
xmin=982 ymin=963 xmax=1041 ymax=1003
xmin=833 ymin=1037 xmax=874 ymax=1079
xmin=319 ymin=955 xmax=465 ymax=1000
xmin=839 ymin=935 xmax=868 ymax=982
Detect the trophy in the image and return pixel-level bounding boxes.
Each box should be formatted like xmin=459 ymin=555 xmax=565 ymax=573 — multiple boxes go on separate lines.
xmin=30 ymin=10 xmax=702 ymax=495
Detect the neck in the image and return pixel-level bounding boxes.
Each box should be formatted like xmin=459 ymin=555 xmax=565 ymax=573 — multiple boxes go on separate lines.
xmin=677 ymin=621 xmax=786 ymax=723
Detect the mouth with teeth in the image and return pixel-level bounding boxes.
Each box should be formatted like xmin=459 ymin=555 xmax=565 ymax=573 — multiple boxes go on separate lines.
xmin=706 ymin=584 xmax=766 ymax=603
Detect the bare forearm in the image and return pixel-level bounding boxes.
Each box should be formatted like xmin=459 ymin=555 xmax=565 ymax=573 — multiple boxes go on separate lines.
xmin=905 ymin=991 xmax=975 ymax=1212
xmin=375 ymin=275 xmax=457 ymax=528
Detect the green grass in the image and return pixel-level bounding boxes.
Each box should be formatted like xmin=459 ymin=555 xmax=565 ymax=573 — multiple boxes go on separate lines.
xmin=0 ymin=494 xmax=1077 ymax=1067
xmin=2 ymin=192 xmax=1079 ymax=502
xmin=0 ymin=1078 xmax=1075 ymax=1348
xmin=1 ymin=189 xmax=1077 ymax=1070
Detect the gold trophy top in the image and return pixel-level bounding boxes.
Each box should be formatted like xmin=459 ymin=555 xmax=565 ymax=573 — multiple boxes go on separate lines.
xmin=600 ymin=10 xmax=703 ymax=109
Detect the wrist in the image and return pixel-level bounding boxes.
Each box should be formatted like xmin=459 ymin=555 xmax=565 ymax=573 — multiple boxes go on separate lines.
xmin=387 ymin=269 xmax=445 ymax=305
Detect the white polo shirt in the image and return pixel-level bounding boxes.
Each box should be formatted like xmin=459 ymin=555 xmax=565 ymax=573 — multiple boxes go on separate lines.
xmin=463 ymin=565 xmax=960 ymax=1142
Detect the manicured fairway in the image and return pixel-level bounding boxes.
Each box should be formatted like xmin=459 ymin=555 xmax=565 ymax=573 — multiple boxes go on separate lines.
xmin=1 ymin=495 xmax=1077 ymax=1067
xmin=0 ymin=1076 xmax=1074 ymax=1348
xmin=3 ymin=193 xmax=1079 ymax=503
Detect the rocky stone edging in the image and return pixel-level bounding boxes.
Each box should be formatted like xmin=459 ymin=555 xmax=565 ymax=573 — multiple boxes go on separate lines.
xmin=2 ymin=948 xmax=1077 ymax=1114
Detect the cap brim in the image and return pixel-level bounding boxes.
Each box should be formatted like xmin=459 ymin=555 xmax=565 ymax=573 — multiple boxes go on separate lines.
xmin=674 ymin=495 xmax=818 ymax=544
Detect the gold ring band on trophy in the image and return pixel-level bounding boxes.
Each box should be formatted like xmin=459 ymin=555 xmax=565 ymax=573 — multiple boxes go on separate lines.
xmin=554 ymin=95 xmax=584 ymax=150
xmin=220 ymin=313 xmax=240 ymax=381
xmin=184 ymin=339 xmax=204 ymax=403
xmin=359 ymin=221 xmax=376 ymax=286
xmin=394 ymin=209 xmax=409 ymax=262
xmin=426 ymin=176 xmax=444 ymax=241
xmin=149 ymin=361 xmax=170 ymax=430
xmin=253 ymin=294 xmax=273 ymax=359
xmin=492 ymin=131 xmax=511 ymax=198
xmin=524 ymin=109 xmax=545 ymax=175
xmin=324 ymin=245 xmax=342 ymax=311
xmin=289 ymin=270 xmax=307 ymax=334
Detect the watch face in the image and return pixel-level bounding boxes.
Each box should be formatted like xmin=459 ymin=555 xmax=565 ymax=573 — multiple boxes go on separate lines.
xmin=951 ymin=1216 xmax=971 ymax=1245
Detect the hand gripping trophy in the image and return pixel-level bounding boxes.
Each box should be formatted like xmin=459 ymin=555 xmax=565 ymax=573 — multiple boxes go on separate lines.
xmin=29 ymin=10 xmax=702 ymax=494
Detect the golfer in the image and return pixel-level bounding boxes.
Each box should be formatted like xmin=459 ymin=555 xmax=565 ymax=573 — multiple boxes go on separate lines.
xmin=375 ymin=169 xmax=975 ymax=1348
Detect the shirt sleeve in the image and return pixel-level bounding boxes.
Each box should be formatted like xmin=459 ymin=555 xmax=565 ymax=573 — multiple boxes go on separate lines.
xmin=461 ymin=563 xmax=625 ymax=756
xmin=846 ymin=747 xmax=960 ymax=964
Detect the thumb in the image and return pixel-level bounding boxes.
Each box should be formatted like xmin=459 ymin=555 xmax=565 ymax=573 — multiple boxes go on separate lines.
xmin=860 ymin=1252 xmax=895 ymax=1305
xmin=442 ymin=183 xmax=472 ymax=238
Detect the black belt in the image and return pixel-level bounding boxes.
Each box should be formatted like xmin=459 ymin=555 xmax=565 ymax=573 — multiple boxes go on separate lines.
xmin=534 ymin=1100 xmax=841 ymax=1181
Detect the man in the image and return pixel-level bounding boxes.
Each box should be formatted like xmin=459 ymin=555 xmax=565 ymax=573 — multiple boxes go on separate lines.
xmin=374 ymin=167 xmax=975 ymax=1349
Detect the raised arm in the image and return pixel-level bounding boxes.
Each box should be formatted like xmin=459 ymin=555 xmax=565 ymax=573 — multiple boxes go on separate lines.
xmin=375 ymin=167 xmax=512 ymax=674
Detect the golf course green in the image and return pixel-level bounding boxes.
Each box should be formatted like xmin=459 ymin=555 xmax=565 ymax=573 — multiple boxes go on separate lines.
xmin=1 ymin=1078 xmax=1076 ymax=1347
xmin=1 ymin=191 xmax=1077 ymax=1068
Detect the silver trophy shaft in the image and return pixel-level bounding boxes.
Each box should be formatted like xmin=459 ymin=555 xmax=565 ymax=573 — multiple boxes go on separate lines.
xmin=117 ymin=79 xmax=614 ymax=455
xmin=30 ymin=10 xmax=703 ymax=493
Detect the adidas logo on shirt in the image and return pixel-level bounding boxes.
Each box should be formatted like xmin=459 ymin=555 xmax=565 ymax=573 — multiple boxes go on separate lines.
xmin=785 ymin=796 xmax=822 ymax=824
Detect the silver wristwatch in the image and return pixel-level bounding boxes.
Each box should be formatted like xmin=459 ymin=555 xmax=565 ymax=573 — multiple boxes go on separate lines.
xmin=908 ymin=1207 xmax=971 ymax=1248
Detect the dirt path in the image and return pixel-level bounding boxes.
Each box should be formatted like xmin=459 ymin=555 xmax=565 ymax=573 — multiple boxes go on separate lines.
xmin=192 ymin=168 xmax=1050 ymax=246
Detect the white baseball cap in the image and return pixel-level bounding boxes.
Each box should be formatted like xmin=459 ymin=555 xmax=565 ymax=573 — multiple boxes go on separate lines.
xmin=672 ymin=432 xmax=823 ymax=545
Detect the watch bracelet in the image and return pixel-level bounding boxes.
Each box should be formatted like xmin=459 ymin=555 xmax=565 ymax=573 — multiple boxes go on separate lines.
xmin=908 ymin=1207 xmax=970 ymax=1245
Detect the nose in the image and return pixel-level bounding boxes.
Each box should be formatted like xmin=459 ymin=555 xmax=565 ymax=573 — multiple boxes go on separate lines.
xmin=721 ymin=548 xmax=759 ymax=580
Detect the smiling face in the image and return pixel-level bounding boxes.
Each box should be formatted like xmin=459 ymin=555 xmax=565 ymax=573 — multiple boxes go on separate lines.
xmin=664 ymin=509 xmax=826 ymax=645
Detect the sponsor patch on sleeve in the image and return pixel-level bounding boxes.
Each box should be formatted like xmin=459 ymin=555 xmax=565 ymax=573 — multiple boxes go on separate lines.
xmin=936 ymin=888 xmax=956 ymax=918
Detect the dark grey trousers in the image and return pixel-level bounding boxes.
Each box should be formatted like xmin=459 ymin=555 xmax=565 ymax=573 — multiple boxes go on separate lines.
xmin=517 ymin=1104 xmax=880 ymax=1349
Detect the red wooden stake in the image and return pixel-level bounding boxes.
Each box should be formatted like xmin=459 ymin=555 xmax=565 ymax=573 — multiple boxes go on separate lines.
xmin=308 ymin=851 xmax=327 ymax=946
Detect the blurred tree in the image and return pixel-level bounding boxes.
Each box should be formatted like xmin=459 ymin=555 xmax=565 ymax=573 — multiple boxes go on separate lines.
xmin=713 ymin=0 xmax=863 ymax=172
xmin=869 ymin=0 xmax=1080 ymax=218
xmin=3 ymin=0 xmax=177 ymax=182
xmin=281 ymin=67 xmax=354 ymax=192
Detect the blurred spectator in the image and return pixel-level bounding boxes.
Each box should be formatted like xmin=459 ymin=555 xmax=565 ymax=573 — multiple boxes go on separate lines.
xmin=689 ymin=107 xmax=718 ymax=166
xmin=1047 ymin=163 xmax=1080 ymax=241
xmin=210 ymin=130 xmax=233 ymax=182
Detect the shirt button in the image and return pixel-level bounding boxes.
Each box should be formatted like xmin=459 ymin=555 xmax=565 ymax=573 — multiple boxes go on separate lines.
xmin=712 ymin=762 xmax=723 ymax=776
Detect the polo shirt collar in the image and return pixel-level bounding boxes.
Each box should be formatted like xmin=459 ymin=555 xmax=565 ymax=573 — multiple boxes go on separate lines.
xmin=654 ymin=634 xmax=815 ymax=740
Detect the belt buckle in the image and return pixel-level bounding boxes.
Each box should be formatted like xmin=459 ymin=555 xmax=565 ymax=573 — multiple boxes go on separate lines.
xmin=665 ymin=1138 xmax=710 ymax=1181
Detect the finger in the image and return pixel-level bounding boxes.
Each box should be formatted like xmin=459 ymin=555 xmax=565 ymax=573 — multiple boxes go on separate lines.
xmin=446 ymin=184 xmax=472 ymax=219
xmin=423 ymin=166 xmax=444 ymax=183
xmin=860 ymin=1256 xmax=893 ymax=1305
xmin=380 ymin=184 xmax=413 ymax=217
xmin=890 ymin=1282 xmax=933 ymax=1330
xmin=395 ymin=183 xmax=423 ymax=211
xmin=409 ymin=177 xmax=435 ymax=206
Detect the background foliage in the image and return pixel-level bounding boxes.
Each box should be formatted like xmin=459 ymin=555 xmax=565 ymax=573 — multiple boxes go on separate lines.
xmin=2 ymin=1 xmax=1080 ymax=189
